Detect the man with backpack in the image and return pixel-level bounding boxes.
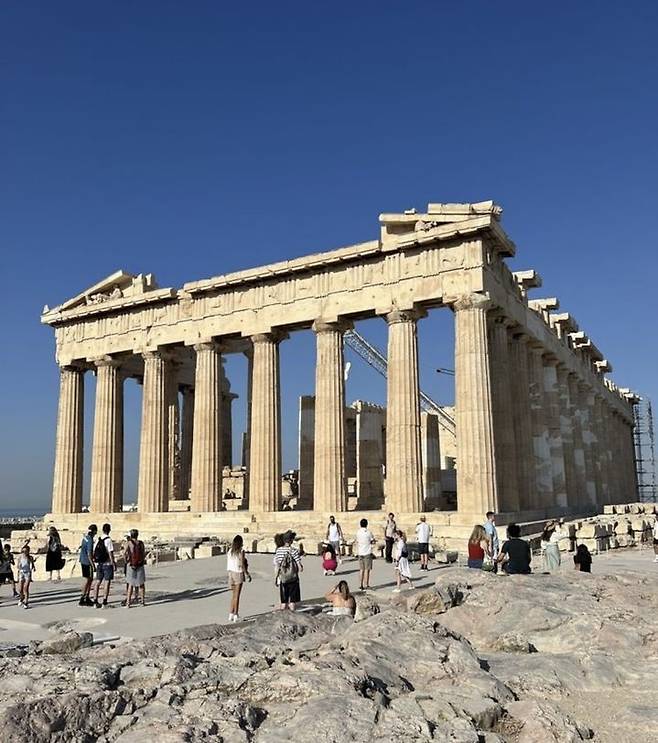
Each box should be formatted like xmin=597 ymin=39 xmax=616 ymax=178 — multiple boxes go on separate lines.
xmin=274 ymin=530 xmax=303 ymax=611
xmin=93 ymin=523 xmax=116 ymax=609
xmin=124 ymin=529 xmax=146 ymax=608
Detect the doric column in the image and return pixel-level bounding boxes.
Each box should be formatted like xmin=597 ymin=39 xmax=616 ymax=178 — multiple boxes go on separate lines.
xmin=190 ymin=343 xmax=223 ymax=512
xmin=90 ymin=358 xmax=123 ymax=512
xmin=578 ymin=382 xmax=598 ymax=506
xmin=488 ymin=316 xmax=519 ymax=513
xmin=179 ymin=385 xmax=194 ymax=499
xmin=167 ymin=363 xmax=181 ymax=502
xmin=592 ymin=394 xmax=608 ymax=506
xmin=527 ymin=345 xmax=553 ymax=510
xmin=509 ymin=331 xmax=534 ymax=511
xmin=52 ymin=365 xmax=85 ymax=514
xmin=567 ymin=374 xmax=588 ymax=508
xmin=556 ymin=365 xmax=576 ymax=510
xmin=385 ymin=309 xmax=423 ymax=513
xmin=248 ymin=333 xmax=282 ymax=512
xmin=312 ymin=320 xmax=350 ymax=513
xmin=453 ymin=294 xmax=498 ymax=515
xmin=137 ymin=351 xmax=169 ymax=513
xmin=543 ymin=357 xmax=567 ymax=508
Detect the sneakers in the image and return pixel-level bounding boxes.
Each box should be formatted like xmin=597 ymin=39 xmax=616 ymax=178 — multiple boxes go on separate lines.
xmin=95 ymin=600 xmax=102 ymax=609
xmin=79 ymin=596 xmax=86 ymax=606
xmin=232 ymin=614 xmax=241 ymax=623
xmin=17 ymin=599 xmax=24 ymax=607
xmin=84 ymin=597 xmax=95 ymax=607
xmin=22 ymin=603 xmax=28 ymax=610
xmin=228 ymin=613 xmax=235 ymax=622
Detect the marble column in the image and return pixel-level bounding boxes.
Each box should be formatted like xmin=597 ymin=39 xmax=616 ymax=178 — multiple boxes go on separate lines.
xmin=90 ymin=358 xmax=123 ymax=512
xmin=190 ymin=343 xmax=223 ymax=512
xmin=52 ymin=365 xmax=85 ymax=514
xmin=167 ymin=363 xmax=181 ymax=502
xmin=556 ymin=365 xmax=576 ymax=510
xmin=567 ymin=374 xmax=588 ymax=507
xmin=488 ymin=316 xmax=519 ymax=513
xmin=241 ymin=348 xmax=254 ymax=504
xmin=592 ymin=395 xmax=608 ymax=506
xmin=527 ymin=345 xmax=553 ymax=510
xmin=385 ymin=309 xmax=423 ymax=513
xmin=543 ymin=358 xmax=567 ymax=508
xmin=312 ymin=320 xmax=349 ymax=513
xmin=248 ymin=333 xmax=282 ymax=512
xmin=509 ymin=331 xmax=534 ymax=511
xmin=578 ymin=382 xmax=598 ymax=506
xmin=179 ymin=386 xmax=194 ymax=499
xmin=137 ymin=351 xmax=169 ymax=513
xmin=453 ymin=295 xmax=498 ymax=515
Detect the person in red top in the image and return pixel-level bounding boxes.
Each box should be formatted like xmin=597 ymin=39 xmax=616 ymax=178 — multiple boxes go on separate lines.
xmin=467 ymin=525 xmax=490 ymax=569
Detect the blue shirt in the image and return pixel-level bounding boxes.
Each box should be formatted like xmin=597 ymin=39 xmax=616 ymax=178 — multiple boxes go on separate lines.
xmin=79 ymin=534 xmax=94 ymax=566
xmin=483 ymin=521 xmax=499 ymax=552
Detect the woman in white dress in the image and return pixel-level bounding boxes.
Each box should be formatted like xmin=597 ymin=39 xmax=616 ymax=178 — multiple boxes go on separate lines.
xmin=541 ymin=520 xmax=566 ymax=573
xmin=392 ymin=530 xmax=414 ymax=592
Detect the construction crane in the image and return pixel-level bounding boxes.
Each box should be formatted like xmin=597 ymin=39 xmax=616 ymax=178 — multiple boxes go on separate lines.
xmin=343 ymin=329 xmax=456 ymax=437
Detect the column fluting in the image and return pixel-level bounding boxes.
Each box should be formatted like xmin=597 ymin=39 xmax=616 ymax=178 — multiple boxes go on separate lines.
xmin=527 ymin=345 xmax=553 ymax=510
xmin=567 ymin=374 xmax=588 ymax=507
xmin=52 ymin=365 xmax=85 ymax=514
xmin=509 ymin=331 xmax=534 ymax=511
xmin=179 ymin=385 xmax=194 ymax=499
xmin=543 ymin=357 xmax=567 ymax=508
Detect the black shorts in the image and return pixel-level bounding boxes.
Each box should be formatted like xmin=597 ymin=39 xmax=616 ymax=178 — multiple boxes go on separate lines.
xmin=653 ymin=538 xmax=658 ymax=546
xmin=418 ymin=542 xmax=429 ymax=555
xmin=0 ymin=572 xmax=13 ymax=584
xmin=81 ymin=564 xmax=93 ymax=579
xmin=279 ymin=579 xmax=301 ymax=605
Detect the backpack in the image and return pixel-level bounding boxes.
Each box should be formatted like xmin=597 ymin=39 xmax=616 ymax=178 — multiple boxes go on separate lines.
xmin=93 ymin=537 xmax=109 ymax=564
xmin=277 ymin=549 xmax=299 ymax=584
xmin=129 ymin=540 xmax=145 ymax=568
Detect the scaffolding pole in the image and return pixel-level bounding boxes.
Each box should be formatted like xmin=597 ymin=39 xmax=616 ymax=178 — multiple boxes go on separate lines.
xmin=633 ymin=396 xmax=656 ymax=503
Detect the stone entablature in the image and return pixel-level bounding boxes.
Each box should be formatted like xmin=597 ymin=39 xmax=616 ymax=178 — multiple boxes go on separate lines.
xmin=43 ymin=200 xmax=639 ymax=523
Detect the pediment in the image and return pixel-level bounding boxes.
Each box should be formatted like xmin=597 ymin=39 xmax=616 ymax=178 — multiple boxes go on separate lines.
xmin=45 ymin=271 xmax=160 ymax=314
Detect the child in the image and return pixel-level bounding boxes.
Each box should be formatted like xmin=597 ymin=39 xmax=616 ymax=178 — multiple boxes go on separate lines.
xmin=18 ymin=545 xmax=36 ymax=609
xmin=392 ymin=529 xmax=414 ymax=592
xmin=573 ymin=543 xmax=592 ymax=573
xmin=0 ymin=544 xmax=17 ymax=598
xmin=322 ymin=543 xmax=338 ymax=576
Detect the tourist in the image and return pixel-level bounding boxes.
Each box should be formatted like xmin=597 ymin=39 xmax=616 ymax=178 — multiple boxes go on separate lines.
xmin=226 ymin=534 xmax=251 ymax=622
xmin=467 ymin=525 xmax=490 ymax=569
xmin=274 ymin=530 xmax=303 ymax=611
xmin=326 ymin=516 xmax=343 ymax=565
xmin=124 ymin=529 xmax=147 ymax=608
xmin=392 ymin=529 xmax=414 ymax=592
xmin=0 ymin=544 xmax=17 ymax=598
xmin=45 ymin=526 xmax=64 ymax=582
xmin=356 ymin=518 xmax=376 ymax=591
xmin=383 ymin=513 xmax=396 ymax=563
xmin=573 ymin=543 xmax=592 ymax=573
xmin=415 ymin=515 xmax=432 ymax=571
xmin=540 ymin=520 xmax=565 ymax=573
xmin=78 ymin=524 xmax=97 ymax=606
xmin=322 ymin=542 xmax=338 ymax=575
xmin=93 ymin=523 xmax=116 ymax=609
xmin=272 ymin=532 xmax=285 ymax=586
xmin=653 ymin=517 xmax=658 ymax=563
xmin=17 ymin=544 xmax=35 ymax=609
xmin=483 ymin=512 xmax=499 ymax=571
xmin=497 ymin=523 xmax=531 ymax=574
xmin=325 ymin=580 xmax=356 ymax=617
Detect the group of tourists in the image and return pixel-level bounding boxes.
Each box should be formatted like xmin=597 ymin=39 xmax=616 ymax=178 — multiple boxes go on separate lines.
xmin=467 ymin=512 xmax=594 ymax=575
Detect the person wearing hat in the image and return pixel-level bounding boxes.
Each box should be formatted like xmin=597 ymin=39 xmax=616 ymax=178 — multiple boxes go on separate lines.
xmin=415 ymin=515 xmax=432 ymax=571
xmin=274 ymin=530 xmax=303 ymax=610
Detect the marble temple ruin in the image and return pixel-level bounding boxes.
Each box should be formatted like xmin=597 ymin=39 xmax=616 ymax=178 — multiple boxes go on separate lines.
xmin=41 ymin=201 xmax=639 ymax=540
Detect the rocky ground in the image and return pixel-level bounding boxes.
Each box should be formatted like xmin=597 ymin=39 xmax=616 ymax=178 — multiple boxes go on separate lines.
xmin=2 ymin=560 xmax=657 ymax=742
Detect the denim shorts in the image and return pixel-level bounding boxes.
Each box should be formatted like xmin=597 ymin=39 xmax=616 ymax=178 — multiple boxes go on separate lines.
xmin=96 ymin=563 xmax=114 ymax=582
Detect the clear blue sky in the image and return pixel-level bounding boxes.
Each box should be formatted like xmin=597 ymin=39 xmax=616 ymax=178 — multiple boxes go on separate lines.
xmin=1 ymin=2 xmax=657 ymax=512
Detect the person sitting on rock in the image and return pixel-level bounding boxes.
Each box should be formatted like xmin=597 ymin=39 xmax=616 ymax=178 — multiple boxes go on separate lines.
xmin=467 ymin=525 xmax=490 ymax=569
xmin=322 ymin=542 xmax=338 ymax=576
xmin=325 ymin=580 xmax=356 ymax=617
xmin=497 ymin=523 xmax=531 ymax=575
xmin=573 ymin=543 xmax=592 ymax=573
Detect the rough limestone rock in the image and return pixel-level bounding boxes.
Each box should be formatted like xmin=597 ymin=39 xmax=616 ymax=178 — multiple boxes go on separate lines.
xmin=353 ymin=592 xmax=380 ymax=622
xmin=38 ymin=631 xmax=93 ymax=655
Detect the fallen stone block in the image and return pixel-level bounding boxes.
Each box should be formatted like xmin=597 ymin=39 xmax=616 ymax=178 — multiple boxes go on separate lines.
xmin=194 ymin=544 xmax=223 ymax=558
xmin=39 ymin=631 xmax=93 ymax=655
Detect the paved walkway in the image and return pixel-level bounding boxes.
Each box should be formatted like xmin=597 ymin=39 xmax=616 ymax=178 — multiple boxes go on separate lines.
xmin=1 ymin=547 xmax=655 ymax=647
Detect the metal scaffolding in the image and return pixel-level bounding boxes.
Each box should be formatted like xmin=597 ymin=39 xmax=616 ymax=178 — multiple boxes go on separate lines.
xmin=343 ymin=329 xmax=456 ymax=437
xmin=633 ymin=396 xmax=656 ymax=503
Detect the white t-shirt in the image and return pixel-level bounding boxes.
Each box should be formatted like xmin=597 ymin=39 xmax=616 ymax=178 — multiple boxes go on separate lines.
xmin=328 ymin=523 xmax=341 ymax=542
xmin=416 ymin=522 xmax=431 ymax=543
xmin=355 ymin=528 xmax=374 ymax=556
xmin=653 ymin=520 xmax=658 ymax=540
xmin=226 ymin=550 xmax=243 ymax=573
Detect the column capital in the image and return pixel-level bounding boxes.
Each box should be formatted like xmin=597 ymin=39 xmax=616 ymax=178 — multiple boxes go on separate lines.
xmin=312 ymin=318 xmax=353 ymax=334
xmin=542 ymin=354 xmax=560 ymax=367
xmin=91 ymin=355 xmax=122 ymax=370
xmin=510 ymin=329 xmax=531 ymax=343
xmin=193 ymin=341 xmax=222 ymax=354
xmin=58 ymin=361 xmax=87 ymax=373
xmin=385 ymin=308 xmax=425 ymax=325
xmin=451 ymin=292 xmax=492 ymax=312
xmin=251 ymin=330 xmax=288 ymax=345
